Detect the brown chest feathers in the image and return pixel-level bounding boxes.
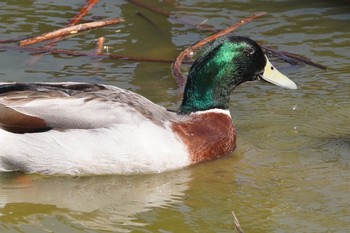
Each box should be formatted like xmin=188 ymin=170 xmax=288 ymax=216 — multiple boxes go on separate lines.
xmin=171 ymin=111 xmax=236 ymax=164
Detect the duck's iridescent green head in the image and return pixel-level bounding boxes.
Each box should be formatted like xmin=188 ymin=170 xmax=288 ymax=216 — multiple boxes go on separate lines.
xmin=179 ymin=36 xmax=297 ymax=114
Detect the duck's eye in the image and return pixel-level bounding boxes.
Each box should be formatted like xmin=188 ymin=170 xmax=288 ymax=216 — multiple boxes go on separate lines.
xmin=246 ymin=46 xmax=255 ymax=55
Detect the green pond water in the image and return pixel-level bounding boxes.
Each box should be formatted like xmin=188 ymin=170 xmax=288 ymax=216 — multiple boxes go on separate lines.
xmin=0 ymin=0 xmax=349 ymax=232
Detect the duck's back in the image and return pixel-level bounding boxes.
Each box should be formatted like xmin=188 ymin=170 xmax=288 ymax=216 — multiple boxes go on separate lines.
xmin=0 ymin=82 xmax=177 ymax=131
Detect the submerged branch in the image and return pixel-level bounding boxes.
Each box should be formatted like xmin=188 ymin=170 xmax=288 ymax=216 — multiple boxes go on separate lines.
xmin=19 ymin=18 xmax=124 ymax=47
xmin=136 ymin=12 xmax=167 ymax=34
xmin=172 ymin=12 xmax=267 ymax=89
xmin=0 ymin=45 xmax=173 ymax=63
xmin=0 ymin=37 xmax=29 ymax=44
xmin=261 ymin=45 xmax=327 ymax=70
xmin=131 ymin=0 xmax=216 ymax=32
xmin=130 ymin=0 xmax=170 ymax=17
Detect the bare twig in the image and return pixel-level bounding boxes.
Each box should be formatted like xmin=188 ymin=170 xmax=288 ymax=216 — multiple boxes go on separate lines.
xmin=19 ymin=18 xmax=124 ymax=47
xmin=187 ymin=12 xmax=266 ymax=51
xmin=25 ymin=0 xmax=100 ymax=65
xmin=95 ymin=37 xmax=105 ymax=55
xmin=68 ymin=0 xmax=100 ymax=26
xmin=232 ymin=211 xmax=244 ymax=233
xmin=172 ymin=12 xmax=266 ymax=89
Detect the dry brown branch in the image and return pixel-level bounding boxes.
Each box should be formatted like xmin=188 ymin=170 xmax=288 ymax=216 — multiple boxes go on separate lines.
xmin=172 ymin=12 xmax=267 ymax=89
xmin=232 ymin=211 xmax=244 ymax=233
xmin=68 ymin=0 xmax=100 ymax=26
xmin=25 ymin=0 xmax=100 ymax=65
xmin=0 ymin=45 xmax=173 ymax=63
xmin=95 ymin=37 xmax=105 ymax=55
xmin=19 ymin=18 xmax=124 ymax=47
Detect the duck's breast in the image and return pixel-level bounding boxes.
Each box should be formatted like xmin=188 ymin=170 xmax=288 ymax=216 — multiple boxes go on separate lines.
xmin=171 ymin=109 xmax=236 ymax=164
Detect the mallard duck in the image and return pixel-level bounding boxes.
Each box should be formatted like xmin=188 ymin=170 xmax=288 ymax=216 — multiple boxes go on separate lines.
xmin=0 ymin=36 xmax=296 ymax=175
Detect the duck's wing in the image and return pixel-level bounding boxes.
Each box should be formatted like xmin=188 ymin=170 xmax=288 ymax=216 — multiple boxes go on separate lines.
xmin=0 ymin=82 xmax=174 ymax=133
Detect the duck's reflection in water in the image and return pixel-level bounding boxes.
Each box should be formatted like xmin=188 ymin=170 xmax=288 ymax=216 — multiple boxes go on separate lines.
xmin=0 ymin=169 xmax=191 ymax=232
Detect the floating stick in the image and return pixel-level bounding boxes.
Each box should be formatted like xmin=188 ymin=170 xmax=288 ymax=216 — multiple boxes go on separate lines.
xmin=19 ymin=18 xmax=124 ymax=47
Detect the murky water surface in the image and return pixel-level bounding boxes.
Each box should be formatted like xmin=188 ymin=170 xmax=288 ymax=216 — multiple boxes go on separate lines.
xmin=0 ymin=0 xmax=349 ymax=232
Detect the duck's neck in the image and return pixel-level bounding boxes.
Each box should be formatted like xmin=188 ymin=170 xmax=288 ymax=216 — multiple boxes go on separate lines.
xmin=178 ymin=43 xmax=244 ymax=114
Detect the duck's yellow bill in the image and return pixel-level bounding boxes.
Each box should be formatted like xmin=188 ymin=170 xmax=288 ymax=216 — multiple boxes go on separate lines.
xmin=260 ymin=56 xmax=297 ymax=90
